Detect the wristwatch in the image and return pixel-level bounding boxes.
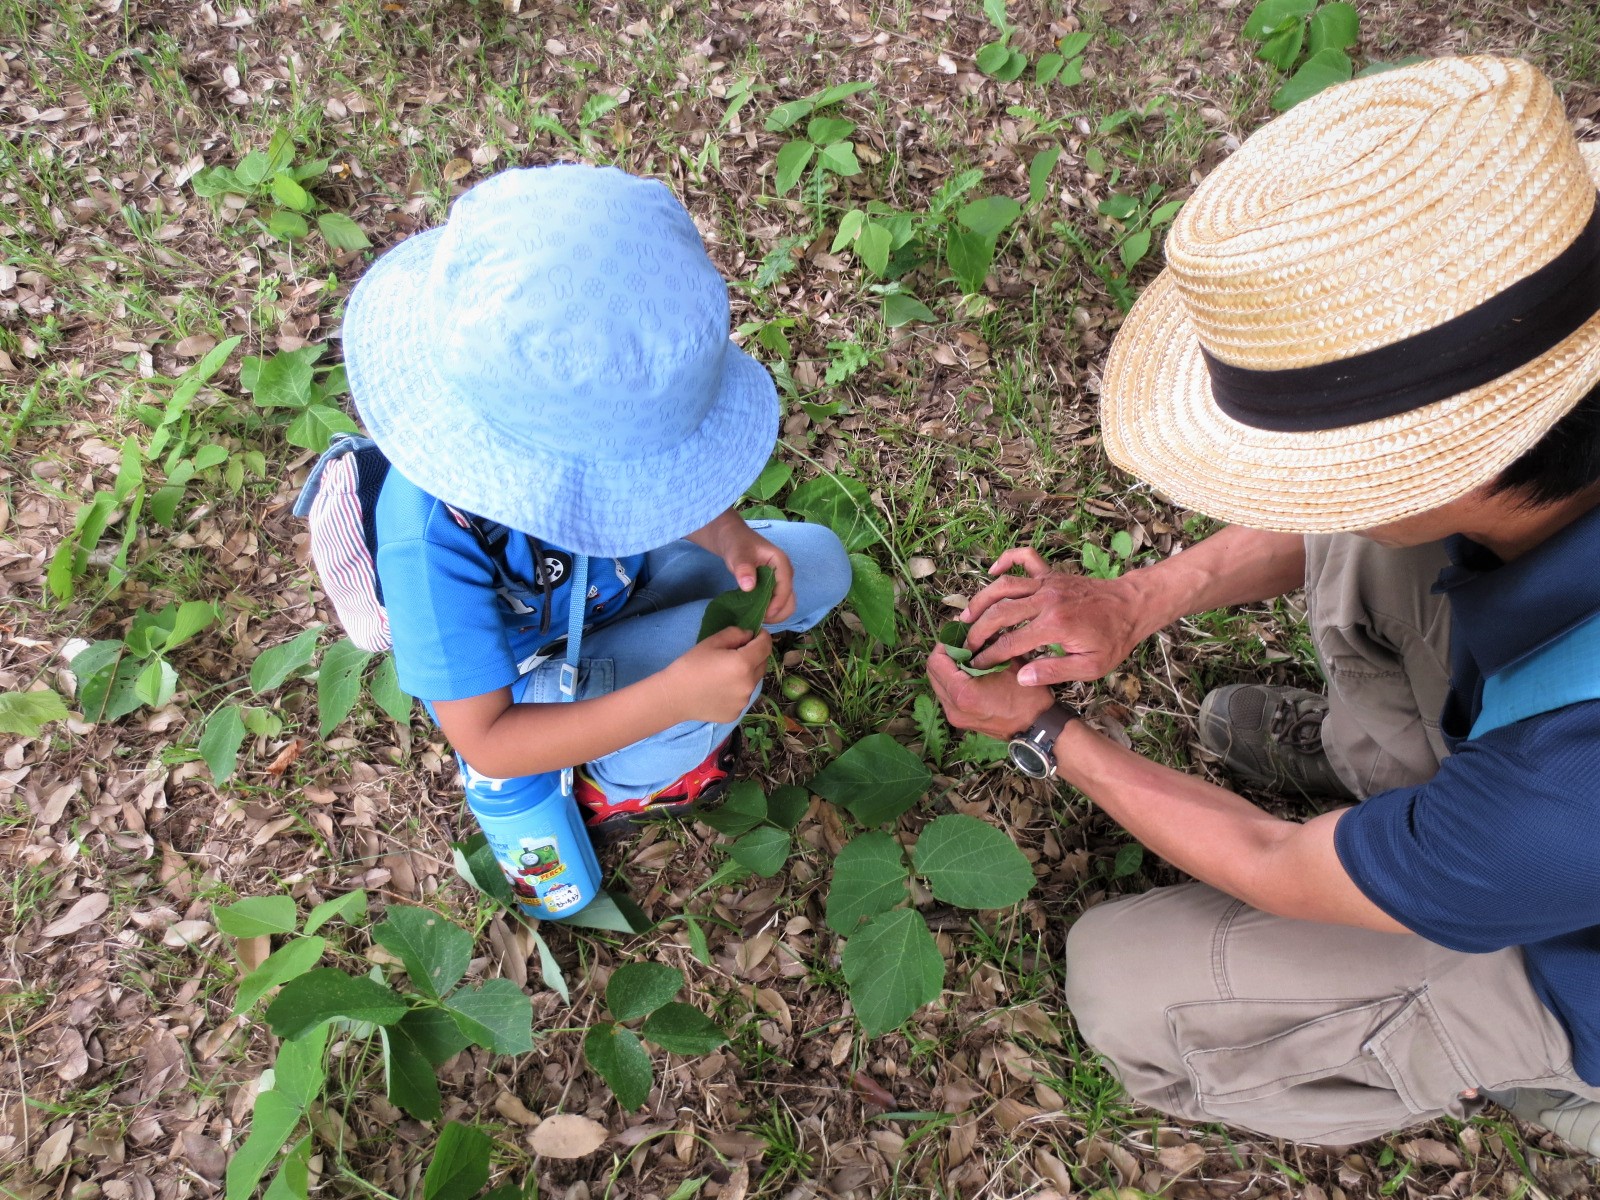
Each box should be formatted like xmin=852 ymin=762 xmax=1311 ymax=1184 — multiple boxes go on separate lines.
xmin=1007 ymin=703 xmax=1079 ymax=779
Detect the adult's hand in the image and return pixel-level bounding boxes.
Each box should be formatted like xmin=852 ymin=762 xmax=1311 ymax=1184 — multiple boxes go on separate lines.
xmin=927 ymin=647 xmax=1054 ymax=740
xmin=963 ymin=548 xmax=1149 ymax=684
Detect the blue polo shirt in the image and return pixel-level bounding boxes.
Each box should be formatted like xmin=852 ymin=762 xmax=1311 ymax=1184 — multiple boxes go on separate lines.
xmin=374 ymin=470 xmax=646 ymax=702
xmin=1335 ymin=506 xmax=1600 ymax=1084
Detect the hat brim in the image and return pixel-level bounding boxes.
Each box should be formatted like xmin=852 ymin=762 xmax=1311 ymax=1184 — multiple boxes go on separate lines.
xmin=1100 ymin=143 xmax=1600 ymax=534
xmin=341 ymin=229 xmax=779 ymax=558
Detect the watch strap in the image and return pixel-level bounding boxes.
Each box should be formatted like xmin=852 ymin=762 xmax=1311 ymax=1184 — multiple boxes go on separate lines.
xmin=1026 ymin=703 xmax=1076 ymax=746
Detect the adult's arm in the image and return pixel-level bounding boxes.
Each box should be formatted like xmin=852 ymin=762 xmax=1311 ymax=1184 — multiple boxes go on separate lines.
xmin=965 ymin=526 xmax=1308 ymax=684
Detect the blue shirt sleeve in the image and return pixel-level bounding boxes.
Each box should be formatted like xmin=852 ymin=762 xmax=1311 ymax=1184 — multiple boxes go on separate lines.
xmin=1334 ymin=703 xmax=1600 ymax=952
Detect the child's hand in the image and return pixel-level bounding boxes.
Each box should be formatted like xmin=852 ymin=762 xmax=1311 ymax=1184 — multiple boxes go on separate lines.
xmin=664 ymin=626 xmax=773 ymax=723
xmin=689 ymin=509 xmax=797 ymax=623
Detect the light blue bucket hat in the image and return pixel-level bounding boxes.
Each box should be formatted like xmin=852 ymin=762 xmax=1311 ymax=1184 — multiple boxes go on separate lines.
xmin=341 ymin=164 xmax=778 ymax=558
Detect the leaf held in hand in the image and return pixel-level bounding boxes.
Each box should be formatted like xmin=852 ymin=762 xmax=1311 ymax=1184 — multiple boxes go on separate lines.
xmin=697 ymin=565 xmax=776 ymax=640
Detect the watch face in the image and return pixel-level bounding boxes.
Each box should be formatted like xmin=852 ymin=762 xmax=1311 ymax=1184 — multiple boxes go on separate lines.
xmin=1007 ymin=738 xmax=1052 ymax=778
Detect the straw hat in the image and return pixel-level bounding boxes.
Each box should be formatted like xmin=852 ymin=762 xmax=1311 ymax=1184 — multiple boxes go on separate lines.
xmin=1101 ymin=56 xmax=1600 ymax=532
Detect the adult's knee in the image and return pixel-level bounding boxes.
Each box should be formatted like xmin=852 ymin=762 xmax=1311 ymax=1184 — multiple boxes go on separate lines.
xmin=1065 ymin=900 xmax=1166 ymax=1065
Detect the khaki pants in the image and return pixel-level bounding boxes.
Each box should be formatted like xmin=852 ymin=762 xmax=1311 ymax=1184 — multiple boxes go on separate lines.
xmin=1064 ymin=534 xmax=1600 ymax=1145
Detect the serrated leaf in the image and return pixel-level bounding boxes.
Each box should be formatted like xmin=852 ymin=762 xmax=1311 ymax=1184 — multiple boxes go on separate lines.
xmin=808 ymin=733 xmax=931 ymax=827
xmin=444 ymin=979 xmax=535 ymax=1055
xmin=200 ymin=704 xmax=247 ymax=784
xmin=912 ymin=693 xmax=948 ymax=769
xmin=373 ymin=906 xmax=472 ymax=999
xmin=251 ymin=628 xmax=322 ymax=693
xmin=584 ymin=1023 xmax=653 ymax=1110
xmin=826 ymin=831 xmax=910 ymax=935
xmin=316 ymin=211 xmax=371 ymax=252
xmin=607 ymin=962 xmax=683 ymax=1022
xmin=0 ymin=690 xmax=69 ymax=737
xmin=696 ymin=779 xmax=767 ymax=836
xmin=846 ymin=553 xmax=897 ymax=646
xmin=216 ymin=895 xmax=298 ymax=938
xmin=303 ymin=890 xmax=367 ymax=935
xmin=842 ymin=909 xmax=944 ymax=1037
xmin=952 ymin=731 xmax=1009 ymax=766
xmin=317 ymin=637 xmax=371 ymax=737
xmin=234 ymin=937 xmax=327 ymax=1016
xmin=911 ymin=814 xmax=1036 ymax=909
xmin=786 ymin=475 xmax=880 ymax=552
xmin=882 ymin=292 xmax=935 ymax=327
xmin=264 ymin=968 xmax=409 ymax=1039
xmin=774 ymin=139 xmax=815 ymax=193
xmin=642 ymin=1003 xmax=728 ymax=1055
xmin=958 ymin=195 xmax=1022 ymax=237
xmin=424 ymin=1122 xmax=492 ymax=1200
xmin=697 ymin=565 xmax=776 ymax=640
xmin=729 ymin=826 xmax=791 ymax=877
xmin=1271 ymin=46 xmax=1353 ymax=110
xmin=382 ymin=1022 xmax=443 ymax=1120
xmin=765 ymin=785 xmax=809 ymax=830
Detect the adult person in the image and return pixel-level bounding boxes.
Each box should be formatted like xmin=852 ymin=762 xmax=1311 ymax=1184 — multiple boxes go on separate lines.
xmin=928 ymin=56 xmax=1600 ymax=1150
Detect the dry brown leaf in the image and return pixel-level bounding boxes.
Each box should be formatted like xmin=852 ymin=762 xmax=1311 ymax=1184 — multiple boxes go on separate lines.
xmin=40 ymin=892 xmax=109 ymax=938
xmin=51 ymin=1028 xmax=88 ymax=1082
xmin=236 ymin=934 xmax=272 ymax=974
xmin=493 ymin=1092 xmax=539 ymax=1127
xmin=33 ymin=1123 xmax=73 ymax=1175
xmin=174 ymin=334 xmax=217 ymax=357
xmin=1400 ymin=1137 xmax=1462 ymax=1168
xmin=1157 ymin=1142 xmax=1207 ymax=1176
xmin=530 ymin=1113 xmax=609 ymax=1158
xmin=443 ymin=157 xmax=473 ymax=182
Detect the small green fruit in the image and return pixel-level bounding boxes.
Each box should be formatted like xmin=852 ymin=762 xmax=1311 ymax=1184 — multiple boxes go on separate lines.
xmin=780 ymin=675 xmax=811 ymax=700
xmin=795 ymin=696 xmax=831 ymax=726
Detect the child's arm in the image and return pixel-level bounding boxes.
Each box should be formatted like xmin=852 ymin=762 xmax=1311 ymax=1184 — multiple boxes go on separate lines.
xmin=433 ymin=626 xmax=771 ymax=780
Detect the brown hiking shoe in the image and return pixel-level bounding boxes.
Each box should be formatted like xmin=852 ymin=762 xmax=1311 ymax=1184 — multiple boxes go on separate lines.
xmin=1197 ymin=684 xmax=1354 ymax=799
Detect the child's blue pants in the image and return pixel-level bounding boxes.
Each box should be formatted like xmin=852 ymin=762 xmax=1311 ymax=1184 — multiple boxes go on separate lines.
xmin=482 ymin=520 xmax=851 ymax=802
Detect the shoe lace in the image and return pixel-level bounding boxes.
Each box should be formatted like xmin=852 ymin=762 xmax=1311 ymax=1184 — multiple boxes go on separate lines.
xmin=1269 ymin=695 xmax=1328 ymax=753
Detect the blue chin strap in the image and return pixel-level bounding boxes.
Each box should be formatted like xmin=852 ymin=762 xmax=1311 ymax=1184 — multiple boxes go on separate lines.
xmin=558 ymin=554 xmax=589 ymax=797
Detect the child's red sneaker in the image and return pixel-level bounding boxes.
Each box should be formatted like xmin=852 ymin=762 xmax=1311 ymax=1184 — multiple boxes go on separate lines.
xmin=578 ymin=732 xmax=739 ymax=840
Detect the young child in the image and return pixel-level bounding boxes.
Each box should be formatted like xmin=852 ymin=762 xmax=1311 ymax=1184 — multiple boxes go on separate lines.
xmin=339 ymin=164 xmax=852 ymax=837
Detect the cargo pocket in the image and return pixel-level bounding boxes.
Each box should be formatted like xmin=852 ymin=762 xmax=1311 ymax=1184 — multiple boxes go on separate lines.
xmin=520 ymin=657 xmax=616 ymax=705
xmin=1173 ymin=989 xmax=1475 ymax=1145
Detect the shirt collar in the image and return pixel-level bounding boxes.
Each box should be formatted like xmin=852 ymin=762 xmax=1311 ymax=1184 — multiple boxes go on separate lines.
xmin=1435 ymin=502 xmax=1600 ymax=678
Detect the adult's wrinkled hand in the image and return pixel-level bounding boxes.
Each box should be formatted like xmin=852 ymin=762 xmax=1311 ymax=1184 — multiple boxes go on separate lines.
xmin=963 ymin=547 xmax=1148 ymax=685
xmin=927 ymin=647 xmax=1053 ymax=740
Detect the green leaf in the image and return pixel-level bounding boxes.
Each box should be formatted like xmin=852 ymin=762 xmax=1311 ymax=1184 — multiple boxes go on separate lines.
xmin=813 ymin=80 xmax=875 ymax=107
xmin=1149 ymin=198 xmax=1185 ymax=227
xmin=696 ymin=779 xmax=767 ymax=836
xmin=774 ymin=139 xmax=815 ymax=193
xmin=1243 ymin=0 xmax=1315 ymax=39
xmin=806 ymin=116 xmax=855 ymax=145
xmin=217 ymin=895 xmax=298 ymax=938
xmin=1034 ymin=52 xmax=1064 ymax=85
xmin=267 ymin=209 xmax=310 ymax=242
xmin=842 ymin=908 xmax=944 ymax=1037
xmin=316 ymin=211 xmax=371 ymax=252
xmin=953 ymin=731 xmax=1010 ymax=766
xmin=729 ymin=826 xmax=791 ymax=877
xmin=190 ymin=165 xmax=242 ymax=198
xmin=816 ymin=141 xmax=860 ymax=177
xmin=1113 ymin=841 xmax=1145 ymax=878
xmin=453 ymin=833 xmax=517 ymax=907
xmin=1308 ymin=0 xmax=1359 ymax=54
xmin=263 ymin=130 xmax=296 ymax=177
xmin=912 ymin=814 xmax=1036 ymax=910
xmin=382 ymin=1022 xmax=443 ymax=1120
xmin=79 ymin=645 xmax=143 ymax=724
xmin=584 ymin=1022 xmax=654 ymax=1110
xmin=235 ymin=150 xmax=272 ymax=188
xmin=1257 ymin=21 xmax=1305 ymax=72
xmin=764 ymin=98 xmax=816 ymax=133
xmin=975 ymin=41 xmax=1013 ymax=77
xmin=532 ymin=926 xmax=570 ymax=1002
xmin=164 ymin=602 xmax=217 ymax=652
xmin=271 ymin=1024 xmax=330 ymax=1109
xmin=846 ymin=553 xmax=897 ymax=646
xmin=808 ymin=733 xmax=932 ymax=827
xmin=270 ymin=171 xmax=313 ymax=212
xmin=913 ymin=692 xmax=948 ymax=768
xmin=264 ymin=968 xmax=409 ymax=1039
xmin=697 ymin=565 xmax=777 ymax=640
xmin=367 ymin=655 xmax=413 ymax=724
xmin=261 ymin=1136 xmax=311 ymax=1200
xmin=1058 ymin=30 xmax=1093 ymax=57
xmin=765 ymin=785 xmax=810 ymax=830
xmin=1271 ymin=46 xmax=1353 ymax=109
xmin=372 ymin=906 xmax=472 ymax=999
xmin=226 ymin=1089 xmax=302 ymax=1200
xmin=200 ymin=704 xmax=247 ymax=785
xmin=786 ymin=474 xmax=880 ymax=552
xmin=665 ymin=1178 xmax=711 ymax=1200
xmin=304 ymin=890 xmax=367 ymax=935
xmin=855 ymin=221 xmax=892 ymax=278
xmin=234 ymin=936 xmax=328 ymax=1016
xmin=826 ymin=831 xmax=910 ymax=935
xmin=252 ymin=628 xmax=321 ymax=693
xmin=1028 ymin=146 xmax=1062 ymax=206
xmin=982 ymin=0 xmax=1008 ymax=29
xmin=683 ymin=916 xmax=712 ymax=966
xmin=642 ymin=1003 xmax=729 ymax=1055
xmin=882 ymin=292 xmax=935 ymax=327
xmin=317 ymin=637 xmax=371 ymax=737
xmin=424 ymin=1122 xmax=492 ymax=1200
xmin=248 ymin=350 xmax=316 ymax=410
xmin=444 ymin=979 xmax=535 ymax=1055
xmin=1119 ymin=227 xmax=1152 ymax=272
xmin=579 ymin=91 xmax=621 ymax=126
xmin=607 ymin=962 xmax=684 ymax=1022
xmin=286 ymin=403 xmax=360 ymax=452
xmin=945 ymin=228 xmax=996 ymax=294
xmin=1098 ymin=193 xmax=1138 ymax=220
xmin=398 ymin=1004 xmax=474 ymax=1065
xmin=551 ymin=888 xmax=654 ymax=933
xmin=0 ymin=690 xmax=69 ymax=737
xmin=958 ymin=196 xmax=1022 ymax=238
xmin=746 ymin=460 xmax=793 ymax=502
xmin=133 ymin=656 xmax=177 ymax=709
xmin=830 ymin=208 xmax=866 ymax=253
xmin=997 ymin=47 xmax=1028 ymax=80
xmin=1110 ymin=529 xmax=1134 ymax=559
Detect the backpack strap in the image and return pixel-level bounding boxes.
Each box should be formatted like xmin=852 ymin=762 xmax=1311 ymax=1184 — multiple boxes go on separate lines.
xmin=559 ymin=554 xmax=589 ymax=797
xmin=1472 ymin=610 xmax=1600 ymax=738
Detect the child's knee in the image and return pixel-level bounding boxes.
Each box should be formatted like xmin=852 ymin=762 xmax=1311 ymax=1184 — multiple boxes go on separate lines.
xmin=779 ymin=522 xmax=853 ymax=627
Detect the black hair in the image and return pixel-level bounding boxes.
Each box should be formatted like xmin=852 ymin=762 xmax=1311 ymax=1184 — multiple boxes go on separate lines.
xmin=1489 ymin=373 xmax=1600 ymax=506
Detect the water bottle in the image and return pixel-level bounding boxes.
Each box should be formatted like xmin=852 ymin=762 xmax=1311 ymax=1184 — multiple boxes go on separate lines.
xmin=464 ymin=768 xmax=603 ymax=919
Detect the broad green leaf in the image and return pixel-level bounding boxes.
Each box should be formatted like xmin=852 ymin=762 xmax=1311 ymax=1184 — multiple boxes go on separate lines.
xmin=271 ymin=1024 xmax=330 ymax=1109
xmin=855 ymin=221 xmax=892 ymax=278
xmin=1113 ymin=841 xmax=1145 ymax=877
xmin=958 ymin=195 xmax=1022 ymax=238
xmin=286 ymin=403 xmax=359 ymax=452
xmin=1149 ymin=198 xmax=1185 ymax=227
xmin=642 ymin=1003 xmax=729 ymax=1055
xmin=0 ymin=690 xmax=68 ymax=736
xmin=452 ymin=833 xmax=518 ymax=909
xmin=841 ymin=908 xmax=944 ymax=1037
xmin=697 ymin=565 xmax=776 ymax=640
xmin=746 ymin=460 xmax=793 ymax=502
xmin=808 ymin=733 xmax=931 ymax=827
xmin=264 ymin=968 xmax=409 ymax=1038
xmin=696 ymin=779 xmax=767 ymax=836
xmin=816 ymin=141 xmax=860 ymax=177
xmin=911 ymin=814 xmax=1035 ymax=910
xmin=729 ymin=826 xmax=791 ymax=877
xmin=261 ymin=1137 xmax=311 ymax=1200
xmin=270 ymin=171 xmax=313 ymax=212
xmin=1058 ymin=30 xmax=1093 ymax=56
xmin=982 ymin=0 xmax=1008 ymax=29
xmin=1028 ymin=146 xmax=1062 ymax=206
xmin=1098 ymin=193 xmax=1139 ymax=220
xmin=1243 ymin=0 xmax=1315 ymax=39
xmin=200 ymin=704 xmax=247 ymax=784
xmin=133 ymin=656 xmax=177 ymax=710
xmin=317 ymin=637 xmax=371 ymax=737
xmin=830 ymin=208 xmax=866 ymax=253
xmin=1257 ymin=21 xmax=1304 ymax=72
xmin=234 ymin=936 xmax=328 ymax=1016
xmin=303 ymin=890 xmax=367 ymax=935
xmin=765 ymin=785 xmax=810 ymax=830
xmin=263 ymin=130 xmax=296 ymax=176
xmin=1271 ymin=46 xmax=1353 ymax=110
xmin=607 ymin=962 xmax=683 ymax=1022
xmin=316 ymin=211 xmax=371 ymax=252
xmin=251 ymin=628 xmax=322 ymax=693
xmin=72 ymin=640 xmax=131 ymax=723
xmin=382 ymin=1023 xmax=443 ymax=1120
xmin=235 ymin=150 xmax=271 ymax=188
xmin=373 ymin=905 xmax=472 ymax=999
xmin=996 ymin=47 xmax=1028 ymax=81
xmin=741 ymin=503 xmax=786 ymax=523
xmin=248 ymin=350 xmax=315 ymax=410
xmin=1308 ymin=0 xmax=1359 ymax=54
xmin=444 ymin=979 xmax=535 ymax=1055
xmin=424 ymin=1122 xmax=492 ymax=1200
xmin=975 ymin=40 xmax=1013 ymax=77
xmin=550 ymin=888 xmax=653 ymax=933
xmin=882 ymin=293 xmax=935 ymax=328
xmin=1034 ymin=52 xmax=1064 ymax=85
xmin=846 ymin=553 xmax=897 ymax=646
xmin=47 ymin=531 xmax=80 ymax=603
xmin=267 ymin=209 xmax=309 ymax=241
xmin=825 ymin=831 xmax=910 ymax=935
xmin=190 ymin=165 xmax=241 ymax=197
xmin=806 ymin=116 xmax=855 ymax=145
xmin=226 ymin=1089 xmax=302 ymax=1200
xmin=192 ymin=443 xmax=230 ymax=471
xmin=398 ymin=1005 xmax=473 ymax=1065
xmin=1110 ymin=529 xmax=1134 ymax=559
xmin=584 ymin=1022 xmax=654 ymax=1110
xmin=1119 ymin=227 xmax=1152 ymax=272
xmin=774 ymin=139 xmax=815 ymax=193
xmin=1057 ymin=55 xmax=1085 ymax=86
xmin=813 ymin=79 xmax=875 ymax=107
xmin=216 ymin=895 xmax=298 ymax=938
xmin=764 ymin=98 xmax=816 ymax=132
xmin=786 ymin=474 xmax=880 ymax=552
xmin=532 ymin=925 xmax=570 ymax=1002
xmin=945 ymin=228 xmax=995 ymax=294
